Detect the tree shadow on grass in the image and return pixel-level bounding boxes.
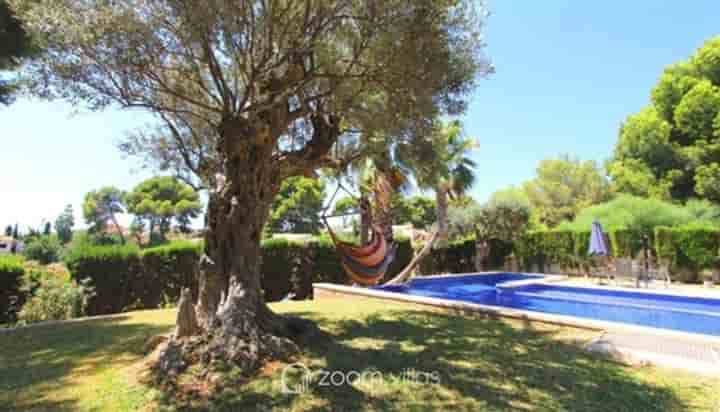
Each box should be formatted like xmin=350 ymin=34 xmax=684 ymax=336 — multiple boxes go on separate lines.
xmin=153 ymin=308 xmax=689 ymax=412
xmin=291 ymin=310 xmax=686 ymax=411
xmin=0 ymin=316 xmax=172 ymax=412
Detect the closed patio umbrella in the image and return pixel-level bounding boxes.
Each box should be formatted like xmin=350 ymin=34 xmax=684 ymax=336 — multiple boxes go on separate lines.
xmin=587 ymin=219 xmax=612 ymax=282
xmin=588 ymin=219 xmax=609 ymax=256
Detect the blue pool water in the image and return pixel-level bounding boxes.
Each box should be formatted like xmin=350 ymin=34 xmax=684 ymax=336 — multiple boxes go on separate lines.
xmin=374 ymin=273 xmax=720 ymax=336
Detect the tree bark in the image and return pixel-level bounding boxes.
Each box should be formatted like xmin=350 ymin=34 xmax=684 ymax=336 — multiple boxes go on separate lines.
xmin=373 ymin=173 xmax=395 ymax=243
xmin=435 ymin=186 xmax=449 ymax=243
xmin=359 ymin=194 xmax=371 ymax=244
xmin=176 ymin=288 xmax=200 ymax=338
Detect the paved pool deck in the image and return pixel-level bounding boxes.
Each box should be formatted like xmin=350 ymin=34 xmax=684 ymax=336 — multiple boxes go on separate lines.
xmin=586 ymin=329 xmax=720 ymax=376
xmin=555 ymin=277 xmax=720 ymax=375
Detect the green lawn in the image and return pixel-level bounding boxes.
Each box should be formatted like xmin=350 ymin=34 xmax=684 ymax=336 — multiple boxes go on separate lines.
xmin=1 ymin=299 xmax=719 ymax=411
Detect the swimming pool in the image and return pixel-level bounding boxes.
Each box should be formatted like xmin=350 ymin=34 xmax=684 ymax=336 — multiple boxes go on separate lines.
xmin=373 ymin=273 xmax=720 ymax=337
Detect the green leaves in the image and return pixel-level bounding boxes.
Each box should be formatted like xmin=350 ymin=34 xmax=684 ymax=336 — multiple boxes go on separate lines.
xmin=673 ymin=80 xmax=720 ymax=140
xmin=523 ymin=156 xmax=611 ymax=227
xmin=692 ymin=36 xmax=720 ymax=86
xmin=82 ymin=186 xmax=126 ymax=231
xmin=125 ymin=176 xmax=202 ymax=241
xmin=558 ymin=195 xmax=719 ymax=233
xmin=54 ymin=204 xmax=75 ymax=244
xmin=610 ymin=35 xmax=720 ymax=202
xmin=651 ymin=65 xmax=700 ymax=123
xmin=694 ymin=162 xmax=720 ymax=202
xmin=267 ymin=177 xmax=325 ymax=234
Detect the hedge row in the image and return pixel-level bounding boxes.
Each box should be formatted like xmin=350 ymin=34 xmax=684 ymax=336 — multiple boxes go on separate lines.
xmin=0 ymin=255 xmax=25 ymax=323
xmin=515 ymin=225 xmax=720 ymax=283
xmin=515 ymin=228 xmax=648 ymax=268
xmin=64 ymin=237 xmax=414 ymax=316
xmin=654 ymin=225 xmax=720 ymax=282
xmin=419 ymin=237 xmax=512 ymax=275
xmin=64 ymin=243 xmax=144 ymax=315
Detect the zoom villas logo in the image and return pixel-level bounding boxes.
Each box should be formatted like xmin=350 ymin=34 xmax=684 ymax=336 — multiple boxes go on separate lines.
xmin=280 ymin=362 xmax=440 ymax=394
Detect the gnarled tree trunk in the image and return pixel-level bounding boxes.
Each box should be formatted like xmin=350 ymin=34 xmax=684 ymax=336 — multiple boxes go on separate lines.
xmin=158 ymin=114 xmax=335 ymax=378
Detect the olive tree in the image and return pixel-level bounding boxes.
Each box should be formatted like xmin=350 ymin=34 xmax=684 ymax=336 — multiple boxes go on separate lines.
xmin=11 ymin=0 xmax=491 ymax=376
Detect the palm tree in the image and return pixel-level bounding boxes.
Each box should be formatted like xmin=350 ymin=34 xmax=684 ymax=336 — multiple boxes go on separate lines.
xmin=408 ymin=120 xmax=478 ymax=242
xmin=384 ymin=120 xmax=478 ymax=285
xmin=328 ymin=138 xmax=409 ymax=244
xmin=331 ymin=120 xmax=476 ymax=249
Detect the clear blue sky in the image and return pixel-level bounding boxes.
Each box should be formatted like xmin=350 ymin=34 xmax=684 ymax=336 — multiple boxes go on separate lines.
xmin=1 ymin=1 xmax=719 ymax=231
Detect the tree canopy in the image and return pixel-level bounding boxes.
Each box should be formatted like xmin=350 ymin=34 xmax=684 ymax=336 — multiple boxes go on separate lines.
xmin=13 ymin=0 xmax=491 ymax=189
xmin=392 ymin=195 xmax=436 ymax=229
xmin=54 ymin=204 xmax=75 ymax=244
xmin=267 ymin=176 xmax=325 ymax=234
xmin=125 ymin=176 xmax=202 ymax=242
xmin=447 ymin=194 xmax=530 ymax=242
xmin=522 ymin=155 xmax=611 ymax=227
xmin=609 ymin=36 xmax=720 ymax=201
xmin=82 ymin=186 xmax=127 ymax=243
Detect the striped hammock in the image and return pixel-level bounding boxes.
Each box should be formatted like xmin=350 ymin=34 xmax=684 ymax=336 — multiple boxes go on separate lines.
xmin=326 ymin=224 xmax=396 ymax=286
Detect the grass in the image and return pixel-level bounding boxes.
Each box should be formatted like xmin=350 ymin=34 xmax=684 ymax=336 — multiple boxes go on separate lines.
xmin=1 ymin=299 xmax=719 ymax=411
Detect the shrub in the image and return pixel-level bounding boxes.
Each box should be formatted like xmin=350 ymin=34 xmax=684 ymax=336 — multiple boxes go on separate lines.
xmin=0 ymin=255 xmax=25 ymax=323
xmin=18 ymin=275 xmax=94 ymax=324
xmin=64 ymin=243 xmax=141 ymax=315
xmin=22 ymin=235 xmax=62 ymax=264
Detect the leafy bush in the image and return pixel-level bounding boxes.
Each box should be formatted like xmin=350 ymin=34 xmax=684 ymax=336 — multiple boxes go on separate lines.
xmin=0 ymin=255 xmax=25 ymax=323
xmin=22 ymin=235 xmax=62 ymax=264
xmin=18 ymin=274 xmax=94 ymax=324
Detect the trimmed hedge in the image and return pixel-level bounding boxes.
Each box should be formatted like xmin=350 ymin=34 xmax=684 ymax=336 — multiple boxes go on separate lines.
xmin=419 ymin=237 xmax=512 ymax=275
xmin=654 ymin=225 xmax=720 ymax=283
xmin=139 ymin=241 xmax=203 ymax=308
xmin=62 ymin=236 xmax=415 ymax=315
xmin=516 ymin=226 xmax=720 ymax=283
xmin=261 ymin=238 xmax=307 ymax=301
xmin=64 ymin=243 xmax=142 ymax=315
xmin=0 ymin=255 xmax=25 ymax=323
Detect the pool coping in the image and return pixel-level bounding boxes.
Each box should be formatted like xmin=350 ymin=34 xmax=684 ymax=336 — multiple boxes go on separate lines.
xmin=387 ymin=271 xmax=720 ymax=302
xmin=313 ymin=276 xmax=720 ymax=346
